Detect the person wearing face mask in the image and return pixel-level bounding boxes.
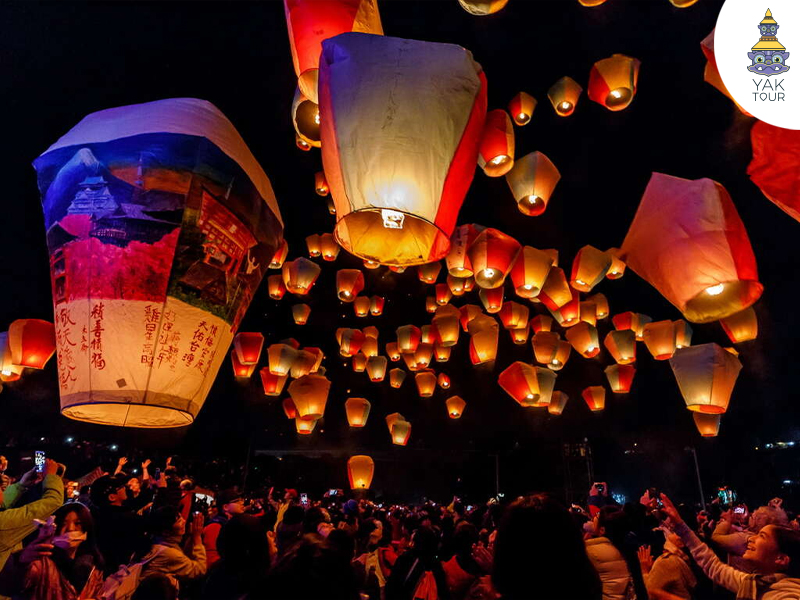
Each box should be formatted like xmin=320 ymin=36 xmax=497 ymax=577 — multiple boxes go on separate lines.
xmin=0 ymin=503 xmax=105 ymax=600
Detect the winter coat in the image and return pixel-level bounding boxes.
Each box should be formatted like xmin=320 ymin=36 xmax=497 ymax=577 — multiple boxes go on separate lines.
xmin=141 ymin=535 xmax=207 ymax=583
xmin=585 ymin=537 xmax=635 ymax=600
xmin=644 ymin=550 xmax=697 ymax=600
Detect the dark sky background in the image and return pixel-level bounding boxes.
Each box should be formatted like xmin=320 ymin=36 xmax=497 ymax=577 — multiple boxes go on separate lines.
xmin=0 ymin=0 xmax=798 ymax=504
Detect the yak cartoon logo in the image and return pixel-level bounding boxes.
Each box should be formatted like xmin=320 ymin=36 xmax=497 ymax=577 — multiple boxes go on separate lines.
xmin=748 ymin=9 xmax=790 ymax=76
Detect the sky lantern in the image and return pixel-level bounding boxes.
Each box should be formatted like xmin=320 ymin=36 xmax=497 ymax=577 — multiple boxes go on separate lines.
xmin=530 ymin=315 xmax=553 ymax=334
xmin=508 ymin=92 xmax=536 ymax=126
xmin=720 ymin=307 xmax=758 ymax=344
xmin=315 ymin=171 xmax=330 ymax=196
xmin=345 ymin=397 xmax=371 ymax=427
xmin=548 ymin=76 xmax=583 ymax=117
xmin=291 ymin=349 xmax=320 ymax=378
xmin=386 ymin=342 xmax=401 ymax=361
xmin=435 ymin=283 xmax=453 ymax=306
xmin=605 ymin=364 xmax=636 ymax=393
xmin=499 ymin=361 xmax=556 ymax=408
xmin=509 ymin=325 xmax=530 ymax=345
xmin=296 ymin=416 xmax=318 ymax=435
xmin=396 ymin=325 xmax=421 ymax=353
xmin=268 ymin=343 xmax=299 ymax=376
xmin=348 ymin=455 xmax=375 ymax=490
xmin=499 ymin=302 xmax=529 ymax=330
xmin=233 ymin=332 xmax=264 ymax=366
xmin=550 ymin=291 xmax=580 ymax=328
xmin=435 ymin=343 xmax=451 ymax=362
xmin=460 ymin=305 xmax=483 ymax=332
xmin=446 ymin=224 xmax=483 ymax=277
xmin=268 ymin=275 xmax=286 ymax=300
xmin=748 ymin=121 xmax=800 ymax=223
xmin=582 ymin=386 xmax=606 ymax=412
xmin=426 ymin=297 xmax=438 ymax=313
xmin=447 ymin=275 xmax=468 ymax=296
xmin=283 ymin=258 xmax=321 ymax=295
xmin=284 ymin=0 xmax=383 ymax=104
xmin=511 ymin=246 xmax=554 ymax=299
xmin=363 ymin=325 xmax=379 ymax=338
xmin=366 ymin=356 xmax=387 ymax=381
xmin=533 ymin=332 xmax=560 ymax=366
xmin=579 ymin=302 xmax=598 ymax=327
xmin=289 ymin=373 xmax=331 ymax=419
xmin=578 ymin=0 xmax=608 ymax=5
xmin=506 ymin=152 xmax=561 ymax=217
xmin=548 ymin=391 xmax=568 ymax=415
xmin=361 ymin=336 xmax=379 ymax=357
xmin=634 ymin=314 xmax=652 ymax=341
xmin=327 ymin=198 xmax=336 ymax=215
xmin=643 ymin=320 xmax=678 ymax=360
xmin=566 ymin=322 xmax=600 ymax=358
xmin=336 ymin=269 xmax=365 ymax=302
xmin=479 ymin=287 xmax=505 ymax=314
xmin=366 ymin=295 xmax=383 ymax=316
xmin=605 ymin=250 xmax=626 ymax=280
xmin=693 ymin=413 xmax=721 ymax=437
xmin=670 ymin=343 xmax=742 ymax=414
xmin=458 ymin=0 xmax=509 ymax=15
xmin=414 ymin=343 xmax=434 ymax=369
xmin=588 ymin=54 xmax=641 ymax=111
xmin=433 ymin=305 xmax=461 ymax=347
xmin=604 ymin=330 xmax=637 ymax=365
xmin=353 ymin=296 xmax=370 ymax=317
xmin=320 ymin=34 xmax=487 ymax=267
xmin=339 ymin=328 xmax=366 ymax=357
xmin=612 ymin=311 xmax=639 ymax=333
xmin=700 ymin=29 xmax=750 ymax=116
xmin=292 ymin=88 xmax=321 ymax=149
xmin=621 ymin=173 xmax=763 ymax=323
xmin=295 ymin=134 xmax=311 ymax=152
xmin=7 ymin=319 xmax=56 ymax=370
xmin=570 ymin=246 xmax=611 ymax=292
xmin=478 ymin=109 xmax=515 ymax=177
xmin=231 ymin=351 xmax=256 ymax=378
xmin=386 ymin=412 xmax=404 ymax=432
xmin=282 ymin=397 xmax=297 ymax=419
xmin=549 ymin=341 xmax=572 ymax=371
xmin=401 ymin=352 xmax=419 ymax=372
xmin=363 ymin=259 xmax=380 ymax=270
xmin=587 ymin=293 xmax=609 ymax=319
xmin=538 ymin=267 xmax=573 ymax=311
xmin=438 ymin=372 xmax=451 ymax=389
xmin=389 ymin=368 xmax=406 ymax=388
xmin=320 ymin=233 xmax=340 ymax=261
xmin=418 ymin=262 xmax=443 ymax=284
xmin=413 ymin=371 xmax=435 ymax=397
xmin=468 ymin=228 xmax=521 ymax=289
xmin=391 ymin=419 xmax=412 ymax=446
xmin=674 ymin=320 xmax=693 ymax=349
xmin=270 ymin=240 xmax=289 ymax=269
xmin=0 ymin=334 xmax=23 ymax=382
xmin=445 ymin=395 xmax=466 ymax=419
xmin=469 ymin=320 xmax=499 ymax=365
xmin=292 ymin=304 xmax=311 ymax=325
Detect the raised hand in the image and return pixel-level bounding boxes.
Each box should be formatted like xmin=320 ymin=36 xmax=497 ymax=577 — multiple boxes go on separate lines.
xmin=190 ymin=512 xmax=204 ymax=540
xmin=142 ymin=459 xmax=151 ymax=469
xmin=659 ymin=494 xmax=684 ymax=526
xmin=637 ymin=545 xmax=654 ymax=575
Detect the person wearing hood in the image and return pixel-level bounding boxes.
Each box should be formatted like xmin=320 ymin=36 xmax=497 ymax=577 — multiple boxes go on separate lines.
xmin=637 ymin=528 xmax=697 ymax=600
xmin=661 ymin=494 xmax=800 ymax=600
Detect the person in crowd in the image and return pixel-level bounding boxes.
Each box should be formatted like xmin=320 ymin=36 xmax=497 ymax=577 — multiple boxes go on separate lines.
xmin=140 ymin=506 xmax=207 ymax=589
xmin=661 ymin=493 xmax=800 ymax=599
xmin=584 ymin=505 xmax=637 ymax=600
xmin=274 ymin=505 xmax=305 ymax=558
xmin=302 ymin=506 xmax=331 ymax=536
xmin=588 ymin=482 xmax=615 ymax=518
xmin=90 ymin=474 xmax=145 ymax=575
xmin=637 ymin=526 xmax=698 ymax=600
xmin=386 ymin=525 xmax=451 ymax=600
xmin=441 ymin=521 xmax=483 ymax=600
xmin=270 ymin=489 xmax=299 ymax=532
xmin=354 ymin=517 xmax=395 ymax=600
xmin=177 ymin=480 xmax=195 ymax=525
xmin=0 ymin=457 xmax=10 ymax=492
xmin=0 ymin=503 xmax=105 ymax=600
xmin=0 ymin=460 xmax=64 ymax=571
xmin=123 ymin=459 xmax=153 ymax=514
xmin=713 ymin=503 xmax=789 ymax=572
xmin=492 ymin=494 xmax=602 ymax=600
xmin=202 ymin=488 xmax=245 ymax=568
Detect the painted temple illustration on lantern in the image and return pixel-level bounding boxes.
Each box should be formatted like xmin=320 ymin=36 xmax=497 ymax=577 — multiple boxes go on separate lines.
xmin=748 ymin=9 xmax=790 ymax=76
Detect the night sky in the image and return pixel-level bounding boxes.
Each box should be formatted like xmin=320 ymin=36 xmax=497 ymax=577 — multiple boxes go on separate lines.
xmin=1 ymin=0 xmax=798 ymax=503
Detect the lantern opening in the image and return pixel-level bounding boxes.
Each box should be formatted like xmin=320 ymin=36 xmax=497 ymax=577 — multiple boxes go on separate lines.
xmin=519 ymin=195 xmax=545 ymax=216
xmin=705 ymin=284 xmax=724 ymax=296
xmin=606 ymin=88 xmax=632 ymax=107
xmin=559 ymin=101 xmax=573 ymax=113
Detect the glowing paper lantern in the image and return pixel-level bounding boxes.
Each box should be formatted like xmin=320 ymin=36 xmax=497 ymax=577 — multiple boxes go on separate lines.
xmin=233 ymin=332 xmax=264 ymax=366
xmin=604 ymin=330 xmax=637 ymax=365
xmin=621 ymin=173 xmax=763 ymax=323
xmin=289 ymin=373 xmax=330 ymax=419
xmin=260 ymin=368 xmax=288 ymax=396
xmin=538 ymin=268 xmax=572 ymax=311
xmin=231 ymin=351 xmax=256 ymax=378
xmin=292 ymin=88 xmax=321 ymax=149
xmin=363 ymin=259 xmax=380 ymax=270
xmin=469 ymin=325 xmax=499 ymax=365
xmin=284 ymin=0 xmax=383 ymax=104
xmin=414 ymin=343 xmax=434 ymax=369
xmin=315 ymin=171 xmax=330 ymax=196
xmin=508 ymin=92 xmax=536 ymax=126
xmin=478 ymin=110 xmax=515 ymax=177
xmin=748 ymin=121 xmax=800 ymax=223
xmin=295 ymin=134 xmax=311 ymax=152
xmin=499 ymin=302 xmax=529 ymax=330
xmin=510 ymin=246 xmax=553 ymax=299
xmin=432 ymin=342 xmax=450 ymax=362
xmin=320 ymin=33 xmax=487 ymax=266
xmin=296 ymin=416 xmax=318 ymax=434
xmin=693 ymin=413 xmax=721 ymax=437
xmin=397 ymin=325 xmax=422 ymax=353
xmin=509 ymin=326 xmax=529 ymax=345
xmin=457 ymin=0 xmax=508 ymax=15
xmin=436 ymin=283 xmax=453 ymax=306
xmin=386 ymin=342 xmax=401 ymax=361
xmin=401 ymin=352 xmax=419 ymax=372
xmin=320 ymin=233 xmax=340 ymax=261
xmin=582 ymin=386 xmax=606 ymax=412
xmin=348 ymin=455 xmax=375 ymax=489
xmin=437 ymin=373 xmax=451 ymax=389
xmin=339 ymin=329 xmax=366 ymax=357
xmin=460 ymin=305 xmax=483 ymax=332
xmin=548 ymin=391 xmax=568 ymax=415
xmin=0 ymin=334 xmax=22 ymax=382
xmin=269 ymin=343 xmax=299 ymax=376
xmin=587 ymin=293 xmax=609 ymax=319
xmin=479 ymin=287 xmax=504 ymax=314
xmin=283 ymin=397 xmax=298 ymax=419
xmin=291 ymin=349 xmax=321 ymax=378
xmin=612 ymin=312 xmax=639 ymax=333
xmin=327 ymin=197 xmax=336 ymax=214
xmin=670 ymin=0 xmax=699 ymax=6
xmin=468 ymin=228 xmax=521 ymax=289
xmin=446 ymin=395 xmax=466 ymax=418
xmin=506 ymin=153 xmax=561 ymax=217
xmin=643 ymin=320 xmax=678 ymax=360
xmin=548 ymin=77 xmax=583 ymax=117
xmin=634 ymin=314 xmax=652 ymax=341
xmin=270 ymin=240 xmax=289 ymax=269
xmin=605 ymin=364 xmax=636 ymax=393
xmin=345 ymin=397 xmax=371 ymax=427
xmin=391 ymin=419 xmax=411 ymax=446
xmin=369 ymin=296 xmax=385 ymax=316
xmin=549 ymin=341 xmax=571 ymax=371
xmin=336 ymin=269 xmax=365 ymax=302
xmin=533 ymin=332 xmax=559 ymax=366
xmin=268 ymin=275 xmax=287 ymax=300
xmin=7 ymin=319 xmax=56 ymax=369
xmin=283 ymin=258 xmax=321 ymax=295
xmin=675 ymin=320 xmax=693 ymax=349
xmin=361 ymin=337 xmax=378 ymax=357
xmin=354 ymin=296 xmax=370 ymax=317
xmin=389 ymin=265 xmax=405 ymax=273
xmin=549 ymin=291 xmax=580 ymax=328
xmin=566 ymin=322 xmax=600 ymax=358
xmin=578 ymin=0 xmax=607 ymax=6
xmin=530 ymin=315 xmax=553 ymax=333
xmin=570 ymin=246 xmax=611 ymax=292
xmin=446 ymin=224 xmax=483 ymax=277
xmin=499 ymin=361 xmax=557 ymax=408
xmin=426 ymin=297 xmax=438 ymax=313
xmin=418 ymin=262 xmax=442 ymax=284
xmin=579 ymin=302 xmax=598 ymax=327
xmin=720 ymin=308 xmax=758 ymax=343
xmin=605 ymin=251 xmax=626 ymax=280
xmin=670 ymin=343 xmax=742 ymax=414
xmin=432 ymin=305 xmax=461 ymax=347
xmin=292 ymin=304 xmax=311 ymax=325
xmin=366 ymin=356 xmax=387 ymax=382
xmin=389 ymin=368 xmax=406 ymax=388
xmin=588 ymin=54 xmax=641 ymax=111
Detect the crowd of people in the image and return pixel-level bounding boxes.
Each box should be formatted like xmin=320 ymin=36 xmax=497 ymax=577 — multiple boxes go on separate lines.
xmin=0 ymin=454 xmax=799 ymax=599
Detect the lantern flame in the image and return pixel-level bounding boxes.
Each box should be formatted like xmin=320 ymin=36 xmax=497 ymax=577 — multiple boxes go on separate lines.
xmin=381 ymin=209 xmax=405 ymax=230
xmin=705 ymin=284 xmax=725 ymax=296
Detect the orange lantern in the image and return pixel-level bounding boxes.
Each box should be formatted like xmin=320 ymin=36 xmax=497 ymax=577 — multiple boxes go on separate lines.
xmin=396 ymin=325 xmax=421 ymax=353
xmin=426 ymin=297 xmax=438 ymax=313
xmin=369 ymin=296 xmax=385 ymax=316
xmin=389 ymin=265 xmax=405 ymax=273
xmin=268 ymin=274 xmax=287 ymax=300
xmin=418 ymin=262 xmax=442 ymax=284
xmin=315 ymin=171 xmax=330 ymax=196
xmin=414 ymin=343 xmax=434 ymax=369
xmin=469 ymin=325 xmax=499 ymax=365
xmin=363 ymin=259 xmax=380 ymax=270
xmin=445 ymin=395 xmax=466 ymax=419
xmin=283 ymin=397 xmax=298 ymax=419
xmin=748 ymin=121 xmax=800 ymax=223
xmin=260 ymin=368 xmax=288 ymax=396
xmin=7 ymin=319 xmax=56 ymax=370
xmin=234 ymin=332 xmax=264 ymax=366
xmin=320 ymin=233 xmax=340 ymax=261
xmin=290 ymin=350 xmax=317 ymax=378
xmin=587 ymin=293 xmax=609 ymax=319
xmin=345 ymin=397 xmax=371 ymax=427
xmin=296 ymin=133 xmax=311 ymax=151
xmin=530 ymin=315 xmax=553 ymax=334
xmin=605 ymin=364 xmax=636 ymax=393
xmin=565 ymin=322 xmax=600 ymax=358
xmin=693 ymin=413 xmax=721 ymax=437
xmin=720 ymin=308 xmax=758 ymax=344
xmin=548 ymin=391 xmax=568 ymax=415
xmin=292 ymin=86 xmax=321 ymax=148
xmin=605 ymin=250 xmax=626 ymax=280
xmin=509 ymin=326 xmax=530 ymax=345
xmin=579 ymin=302 xmax=598 ymax=327
xmin=499 ymin=302 xmax=529 ymax=330
xmin=621 ymin=173 xmax=763 ymax=323
xmin=479 ymin=287 xmax=504 ymax=314
xmin=582 ymin=386 xmax=606 ymax=412
xmin=366 ymin=356 xmax=387 ymax=381
xmin=438 ymin=372 xmax=451 ymax=389
xmin=458 ymin=0 xmax=509 ymax=15
xmin=478 ymin=109 xmax=515 ymax=177
xmin=283 ymin=257 xmax=321 ymax=295
xmin=643 ymin=320 xmax=678 ymax=360
xmin=348 ymin=455 xmax=375 ymax=489
xmin=289 ymin=373 xmax=331 ymax=419
xmin=268 ymin=343 xmax=299 ymax=376
xmin=391 ymin=419 xmax=411 ymax=446
xmin=549 ymin=341 xmax=572 ymax=371
xmin=306 ymin=234 xmax=322 ymax=258
xmin=361 ymin=336 xmax=378 ymax=357
xmin=270 ymin=240 xmax=289 ymax=269
xmin=432 ymin=305 xmax=461 ymax=347
xmin=612 ymin=311 xmax=639 ymax=333
xmin=604 ymin=330 xmax=637 ymax=365
xmin=675 ymin=319 xmax=693 ymax=349
xmin=386 ymin=412 xmax=404 ymax=432
xmin=231 ymin=351 xmax=256 ymax=378
xmin=508 ymin=92 xmax=537 ymax=126
xmin=305 ymin=347 xmax=325 ymax=373
xmin=446 ymin=224 xmax=483 ymax=278
xmin=435 ymin=283 xmax=452 ymax=307
xmin=532 ymin=331 xmax=560 ymax=365
xmin=292 ymin=304 xmax=311 ymax=325
xmin=506 ymin=152 xmax=561 ymax=217
xmin=354 ymin=296 xmax=370 ymax=317
xmin=670 ymin=343 xmax=742 ymax=414
xmin=538 ymin=267 xmax=572 ymax=311
xmin=447 ymin=275 xmax=468 ymax=297
xmin=460 ymin=305 xmax=483 ymax=332
xmin=0 ymin=334 xmax=22 ymax=382
xmin=468 ymin=228 xmax=521 ymax=289
xmin=296 ymin=416 xmax=318 ymax=435
xmin=634 ymin=314 xmax=652 ymax=341
xmin=550 ymin=291 xmax=580 ymax=328
xmin=339 ymin=329 xmax=366 ymax=357
xmin=510 ymin=246 xmax=554 ymax=298
xmin=401 ymin=352 xmax=419 ymax=372
xmin=364 ymin=324 xmax=380 ymax=338
xmin=499 ymin=361 xmax=557 ymax=408
xmin=389 ymin=368 xmax=406 ymax=388
xmin=548 ymin=76 xmax=583 ymax=117
xmin=588 ymin=54 xmax=641 ymax=111
xmin=336 ymin=269 xmax=365 ymax=302
xmin=570 ymin=246 xmax=611 ymax=292
xmin=351 ymin=354 xmax=367 ymax=373
xmin=386 ymin=342 xmax=401 ymax=361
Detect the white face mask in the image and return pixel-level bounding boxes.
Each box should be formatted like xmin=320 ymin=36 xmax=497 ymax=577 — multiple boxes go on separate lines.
xmin=52 ymin=531 xmax=87 ymax=550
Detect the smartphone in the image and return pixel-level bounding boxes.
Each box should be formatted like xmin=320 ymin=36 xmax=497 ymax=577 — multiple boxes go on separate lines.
xmin=35 ymin=451 xmax=45 ymax=473
xmin=734 ymin=506 xmax=746 ymax=515
xmin=329 ymin=489 xmax=338 ymax=497
xmin=300 ymin=493 xmax=309 ymax=506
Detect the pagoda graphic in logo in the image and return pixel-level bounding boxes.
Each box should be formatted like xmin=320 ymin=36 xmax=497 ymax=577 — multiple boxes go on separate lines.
xmin=748 ymin=9 xmax=790 ymax=76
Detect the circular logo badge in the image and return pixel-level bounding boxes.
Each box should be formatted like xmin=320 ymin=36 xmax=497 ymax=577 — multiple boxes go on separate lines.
xmin=715 ymin=0 xmax=799 ymax=129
